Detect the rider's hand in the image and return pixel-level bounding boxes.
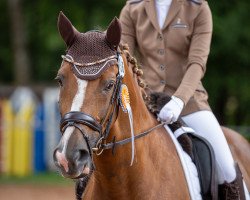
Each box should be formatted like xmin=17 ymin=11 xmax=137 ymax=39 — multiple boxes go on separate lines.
xmin=158 ymin=96 xmax=184 ymax=123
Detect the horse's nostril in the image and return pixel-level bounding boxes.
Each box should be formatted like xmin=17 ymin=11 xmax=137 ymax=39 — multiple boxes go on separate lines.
xmin=74 ymin=149 xmax=89 ymax=164
xmin=76 ymin=149 xmax=89 ymax=163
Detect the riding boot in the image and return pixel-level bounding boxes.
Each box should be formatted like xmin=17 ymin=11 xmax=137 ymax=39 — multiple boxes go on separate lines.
xmin=218 ymin=163 xmax=246 ymax=200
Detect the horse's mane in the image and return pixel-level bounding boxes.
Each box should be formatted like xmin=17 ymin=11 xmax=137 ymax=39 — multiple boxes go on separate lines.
xmin=119 ymin=43 xmax=170 ymax=116
xmin=119 ymin=43 xmax=148 ymax=97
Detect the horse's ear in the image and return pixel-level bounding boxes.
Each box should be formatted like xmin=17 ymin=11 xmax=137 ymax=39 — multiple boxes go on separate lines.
xmin=57 ymin=11 xmax=77 ymax=47
xmin=106 ymin=17 xmax=121 ymax=50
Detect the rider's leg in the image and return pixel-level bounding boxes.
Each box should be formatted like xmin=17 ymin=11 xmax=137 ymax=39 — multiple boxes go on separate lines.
xmin=182 ymin=110 xmax=235 ymax=183
xmin=182 ymin=110 xmax=248 ymax=199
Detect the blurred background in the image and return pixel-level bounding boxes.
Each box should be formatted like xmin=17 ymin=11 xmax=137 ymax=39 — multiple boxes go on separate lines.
xmin=0 ymin=0 xmax=250 ymax=199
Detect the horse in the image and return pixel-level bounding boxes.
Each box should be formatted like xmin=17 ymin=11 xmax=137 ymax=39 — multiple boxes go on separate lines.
xmin=53 ymin=12 xmax=250 ymax=199
xmin=222 ymin=127 xmax=250 ymax=188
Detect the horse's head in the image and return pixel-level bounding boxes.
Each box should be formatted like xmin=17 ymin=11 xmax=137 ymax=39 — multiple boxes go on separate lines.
xmin=53 ymin=12 xmax=124 ymax=179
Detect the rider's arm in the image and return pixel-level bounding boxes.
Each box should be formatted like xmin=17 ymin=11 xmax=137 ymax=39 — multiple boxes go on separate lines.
xmin=174 ymin=64 xmax=203 ymax=105
xmin=174 ymin=2 xmax=212 ymax=105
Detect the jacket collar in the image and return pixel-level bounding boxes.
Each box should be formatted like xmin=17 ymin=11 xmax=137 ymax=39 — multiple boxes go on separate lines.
xmin=144 ymin=0 xmax=183 ymax=32
xmin=162 ymin=0 xmax=183 ymax=30
xmin=144 ymin=0 xmax=161 ymax=33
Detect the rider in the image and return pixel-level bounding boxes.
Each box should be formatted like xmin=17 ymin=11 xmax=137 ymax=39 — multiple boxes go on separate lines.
xmin=119 ymin=0 xmax=248 ymax=199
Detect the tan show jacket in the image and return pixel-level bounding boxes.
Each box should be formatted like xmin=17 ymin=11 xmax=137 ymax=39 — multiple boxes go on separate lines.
xmin=119 ymin=0 xmax=212 ymax=115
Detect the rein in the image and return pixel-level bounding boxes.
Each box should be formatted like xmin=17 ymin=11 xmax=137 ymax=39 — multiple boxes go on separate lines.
xmin=99 ymin=121 xmax=167 ymax=153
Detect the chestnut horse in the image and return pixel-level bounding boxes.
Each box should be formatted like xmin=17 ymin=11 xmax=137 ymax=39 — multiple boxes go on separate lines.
xmin=222 ymin=127 xmax=250 ymax=189
xmin=53 ymin=12 xmax=250 ymax=199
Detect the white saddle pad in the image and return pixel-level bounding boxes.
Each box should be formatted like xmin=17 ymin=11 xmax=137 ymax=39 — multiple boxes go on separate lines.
xmin=164 ymin=125 xmax=202 ymax=200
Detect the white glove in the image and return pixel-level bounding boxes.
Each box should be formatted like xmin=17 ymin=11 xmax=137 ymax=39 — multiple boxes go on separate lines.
xmin=158 ymin=96 xmax=184 ymax=124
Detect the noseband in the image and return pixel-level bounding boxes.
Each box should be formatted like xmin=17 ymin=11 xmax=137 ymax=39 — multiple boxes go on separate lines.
xmin=60 ymin=112 xmax=102 ymax=133
xmin=60 ymin=111 xmax=103 ymax=158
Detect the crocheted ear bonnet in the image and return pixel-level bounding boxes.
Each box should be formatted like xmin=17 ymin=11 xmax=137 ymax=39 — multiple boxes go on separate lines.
xmin=58 ymin=12 xmax=121 ymax=80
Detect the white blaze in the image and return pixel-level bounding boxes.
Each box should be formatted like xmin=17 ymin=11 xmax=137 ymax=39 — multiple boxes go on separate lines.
xmin=61 ymin=76 xmax=88 ymax=154
xmin=71 ymin=77 xmax=88 ymax=111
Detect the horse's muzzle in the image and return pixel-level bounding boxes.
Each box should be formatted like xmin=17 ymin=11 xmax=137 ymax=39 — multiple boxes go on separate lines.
xmin=53 ymin=127 xmax=94 ymax=179
xmin=53 ymin=146 xmax=92 ymax=178
xmin=54 ymin=147 xmax=92 ymax=178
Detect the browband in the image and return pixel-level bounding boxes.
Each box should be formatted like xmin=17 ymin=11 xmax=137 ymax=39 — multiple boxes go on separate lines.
xmin=61 ymin=54 xmax=118 ymax=80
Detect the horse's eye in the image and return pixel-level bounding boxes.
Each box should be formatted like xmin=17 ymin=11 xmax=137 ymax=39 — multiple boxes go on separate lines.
xmin=105 ymin=81 xmax=115 ymax=91
xmin=55 ymin=76 xmax=63 ymax=87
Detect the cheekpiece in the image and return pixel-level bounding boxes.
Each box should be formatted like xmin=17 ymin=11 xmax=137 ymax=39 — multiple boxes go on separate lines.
xmin=62 ymin=31 xmax=118 ymax=80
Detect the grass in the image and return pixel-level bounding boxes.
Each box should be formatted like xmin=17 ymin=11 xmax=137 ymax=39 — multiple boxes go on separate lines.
xmin=0 ymin=172 xmax=74 ymax=186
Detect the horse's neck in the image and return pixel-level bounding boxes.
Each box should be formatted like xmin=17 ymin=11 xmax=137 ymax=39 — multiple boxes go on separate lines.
xmin=91 ymin=114 xmax=189 ymax=199
xmin=91 ymin=79 xmax=185 ymax=198
xmin=92 ymin=113 xmax=167 ymax=197
xmin=95 ymin=85 xmax=159 ymax=169
xmin=88 ymin=61 xmax=189 ymax=199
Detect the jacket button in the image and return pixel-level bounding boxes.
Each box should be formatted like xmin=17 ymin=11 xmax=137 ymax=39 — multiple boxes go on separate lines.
xmin=160 ymin=64 xmax=165 ymax=70
xmin=158 ymin=49 xmax=165 ymax=55
xmin=160 ymin=80 xmax=166 ymax=85
xmin=158 ymin=34 xmax=163 ymax=40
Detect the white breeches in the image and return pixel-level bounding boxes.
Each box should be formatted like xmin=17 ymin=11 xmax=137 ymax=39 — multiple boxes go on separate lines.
xmin=182 ymin=110 xmax=236 ymax=184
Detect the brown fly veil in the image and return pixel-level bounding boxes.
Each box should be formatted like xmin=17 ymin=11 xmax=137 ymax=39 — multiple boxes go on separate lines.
xmin=58 ymin=12 xmax=121 ymax=80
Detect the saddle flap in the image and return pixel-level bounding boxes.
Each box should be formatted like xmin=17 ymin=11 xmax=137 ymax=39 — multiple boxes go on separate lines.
xmin=188 ymin=133 xmax=218 ymax=200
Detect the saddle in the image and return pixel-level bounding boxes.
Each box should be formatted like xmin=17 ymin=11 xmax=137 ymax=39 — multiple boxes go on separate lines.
xmin=147 ymin=92 xmax=218 ymax=200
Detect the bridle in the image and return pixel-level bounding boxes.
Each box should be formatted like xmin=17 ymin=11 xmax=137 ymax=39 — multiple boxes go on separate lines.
xmin=59 ymin=51 xmax=167 ymax=158
xmin=60 ymin=50 xmax=167 ymax=200
xmin=60 ymin=52 xmax=125 ymax=157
